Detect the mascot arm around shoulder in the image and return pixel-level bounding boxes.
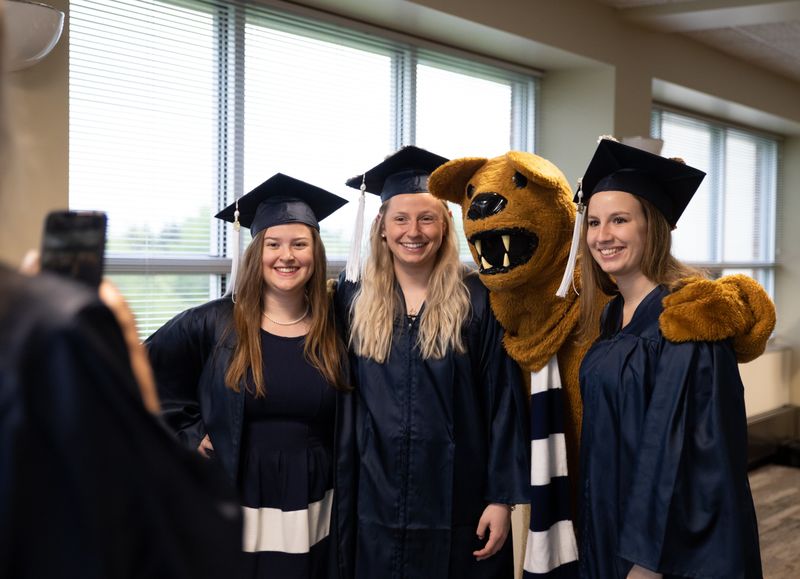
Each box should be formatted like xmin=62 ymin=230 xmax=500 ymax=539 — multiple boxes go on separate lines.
xmin=429 ymin=149 xmax=775 ymax=578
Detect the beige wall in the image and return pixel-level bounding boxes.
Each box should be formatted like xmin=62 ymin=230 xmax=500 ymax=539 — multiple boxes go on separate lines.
xmin=0 ymin=0 xmax=69 ymax=265
xmin=741 ymin=348 xmax=793 ymax=417
xmin=538 ymin=66 xmax=616 ymax=184
xmin=4 ymin=0 xmax=799 ymax=400
xmin=407 ymin=0 xmax=800 ymax=129
xmin=776 ymin=135 xmax=800 ymax=405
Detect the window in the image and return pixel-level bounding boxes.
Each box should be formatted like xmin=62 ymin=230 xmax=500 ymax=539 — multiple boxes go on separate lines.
xmin=651 ymin=108 xmax=779 ymax=296
xmin=70 ymin=0 xmax=539 ymax=338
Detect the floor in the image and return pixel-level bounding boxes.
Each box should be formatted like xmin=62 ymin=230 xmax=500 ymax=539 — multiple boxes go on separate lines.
xmin=750 ymin=464 xmax=800 ymax=578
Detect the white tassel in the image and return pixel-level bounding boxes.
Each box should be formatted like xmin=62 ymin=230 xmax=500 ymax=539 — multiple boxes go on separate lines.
xmin=345 ymin=177 xmax=367 ymax=282
xmin=556 ymin=180 xmax=584 ymax=298
xmin=225 ymin=202 xmax=241 ymax=301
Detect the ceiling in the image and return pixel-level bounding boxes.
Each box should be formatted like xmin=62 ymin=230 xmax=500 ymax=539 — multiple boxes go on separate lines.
xmin=597 ymin=0 xmax=800 ymax=82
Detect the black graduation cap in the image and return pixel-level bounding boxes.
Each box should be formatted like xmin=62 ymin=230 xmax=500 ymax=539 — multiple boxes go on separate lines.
xmin=345 ymin=145 xmax=449 ymax=202
xmin=578 ymin=138 xmax=706 ymax=227
xmin=215 ymin=173 xmax=347 ymax=237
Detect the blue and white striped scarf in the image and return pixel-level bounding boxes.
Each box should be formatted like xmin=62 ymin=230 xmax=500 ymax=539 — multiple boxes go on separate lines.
xmin=523 ymin=357 xmax=579 ymax=578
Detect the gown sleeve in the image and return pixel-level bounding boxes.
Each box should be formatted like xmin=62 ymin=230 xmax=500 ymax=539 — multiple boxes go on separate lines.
xmin=145 ymin=306 xmax=216 ymax=450
xmin=331 ymin=272 xmax=359 ymax=579
xmin=479 ymin=293 xmax=531 ymax=506
xmin=332 ymin=270 xmax=357 ymax=333
xmin=617 ymin=338 xmax=759 ymax=577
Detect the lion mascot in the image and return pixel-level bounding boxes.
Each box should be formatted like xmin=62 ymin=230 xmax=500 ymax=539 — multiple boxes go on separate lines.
xmin=428 ymin=149 xmax=775 ymax=577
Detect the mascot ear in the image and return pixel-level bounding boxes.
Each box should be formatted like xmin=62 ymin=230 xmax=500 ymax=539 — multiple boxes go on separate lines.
xmin=429 ymin=157 xmax=487 ymax=204
xmin=506 ymin=151 xmax=571 ymax=193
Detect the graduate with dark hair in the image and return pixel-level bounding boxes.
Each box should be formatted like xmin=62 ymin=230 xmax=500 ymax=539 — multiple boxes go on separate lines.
xmin=575 ymin=138 xmax=763 ymax=578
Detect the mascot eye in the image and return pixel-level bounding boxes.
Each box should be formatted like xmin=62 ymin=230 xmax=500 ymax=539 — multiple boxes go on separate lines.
xmin=513 ymin=171 xmax=528 ymax=188
xmin=466 ymin=184 xmax=476 ymax=199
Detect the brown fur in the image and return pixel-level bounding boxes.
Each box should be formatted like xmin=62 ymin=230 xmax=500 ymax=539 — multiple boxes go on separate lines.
xmin=429 ymin=152 xmax=589 ymax=506
xmin=661 ymin=273 xmax=776 ymax=363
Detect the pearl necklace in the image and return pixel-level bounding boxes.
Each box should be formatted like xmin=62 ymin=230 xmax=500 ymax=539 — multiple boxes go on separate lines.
xmin=262 ymin=304 xmax=310 ymax=326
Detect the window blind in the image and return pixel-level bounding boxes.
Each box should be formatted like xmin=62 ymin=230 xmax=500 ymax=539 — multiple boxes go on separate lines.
xmin=70 ymin=0 xmax=539 ymax=337
xmin=651 ymin=108 xmax=779 ymax=295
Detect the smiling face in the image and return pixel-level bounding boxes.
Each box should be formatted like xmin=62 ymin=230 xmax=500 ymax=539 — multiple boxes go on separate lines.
xmin=586 ymin=190 xmax=648 ymax=283
xmin=381 ymin=193 xmax=446 ymax=274
xmin=261 ymin=223 xmax=315 ymax=297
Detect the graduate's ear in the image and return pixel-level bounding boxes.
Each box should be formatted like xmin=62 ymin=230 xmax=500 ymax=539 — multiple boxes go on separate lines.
xmin=660 ymin=274 xmax=775 ymax=362
xmin=428 ymin=157 xmax=487 ymax=204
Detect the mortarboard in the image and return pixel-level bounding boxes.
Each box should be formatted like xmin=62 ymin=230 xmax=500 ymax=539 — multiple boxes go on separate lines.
xmin=343 ymin=146 xmax=449 ymax=282
xmin=215 ymin=173 xmax=347 ymax=298
xmin=345 ymin=145 xmax=449 ymax=202
xmin=578 ymin=137 xmax=705 ymax=227
xmin=556 ymin=137 xmax=705 ymax=298
xmin=215 ymin=173 xmax=347 ymax=236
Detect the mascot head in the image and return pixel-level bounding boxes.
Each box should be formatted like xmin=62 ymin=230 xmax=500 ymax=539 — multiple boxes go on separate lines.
xmin=429 ymin=151 xmax=575 ymax=292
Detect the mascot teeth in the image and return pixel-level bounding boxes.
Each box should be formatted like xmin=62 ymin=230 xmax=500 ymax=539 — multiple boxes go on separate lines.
xmin=469 ymin=228 xmax=539 ymax=275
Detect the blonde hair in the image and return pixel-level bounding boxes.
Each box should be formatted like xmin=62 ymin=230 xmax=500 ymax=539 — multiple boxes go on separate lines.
xmin=349 ymin=198 xmax=471 ymax=362
xmin=225 ymin=227 xmax=347 ymax=395
xmin=578 ymin=195 xmax=704 ymax=342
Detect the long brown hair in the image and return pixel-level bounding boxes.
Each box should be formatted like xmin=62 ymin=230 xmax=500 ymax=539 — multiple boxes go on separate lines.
xmin=578 ymin=195 xmax=704 ymax=342
xmin=349 ymin=197 xmax=471 ymax=362
xmin=225 ymin=227 xmax=347 ymax=395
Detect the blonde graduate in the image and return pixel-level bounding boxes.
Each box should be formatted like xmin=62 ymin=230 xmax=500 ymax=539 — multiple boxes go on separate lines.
xmin=349 ymin=194 xmax=470 ymax=363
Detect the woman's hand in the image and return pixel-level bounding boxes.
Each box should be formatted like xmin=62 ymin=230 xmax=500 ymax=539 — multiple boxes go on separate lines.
xmin=472 ymin=503 xmax=512 ymax=561
xmin=197 ymin=434 xmax=215 ymax=458
xmin=627 ymin=564 xmax=662 ymax=579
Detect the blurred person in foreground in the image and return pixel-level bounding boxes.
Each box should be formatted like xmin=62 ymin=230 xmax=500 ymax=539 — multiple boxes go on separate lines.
xmin=0 ymin=3 xmax=243 ymax=575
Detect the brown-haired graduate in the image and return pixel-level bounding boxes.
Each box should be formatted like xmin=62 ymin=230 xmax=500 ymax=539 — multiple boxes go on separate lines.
xmin=146 ymin=175 xmax=350 ymax=578
xmin=334 ymin=146 xmax=530 ymax=578
xmin=575 ymin=138 xmax=762 ymax=578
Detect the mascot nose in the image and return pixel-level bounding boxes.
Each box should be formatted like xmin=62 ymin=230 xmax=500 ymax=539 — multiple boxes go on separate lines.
xmin=467 ymin=193 xmax=507 ymax=220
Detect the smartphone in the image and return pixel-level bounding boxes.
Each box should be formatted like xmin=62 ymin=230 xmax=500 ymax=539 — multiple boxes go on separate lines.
xmin=40 ymin=210 xmax=107 ymax=288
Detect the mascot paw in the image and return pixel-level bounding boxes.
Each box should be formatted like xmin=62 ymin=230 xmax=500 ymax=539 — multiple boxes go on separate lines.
xmin=660 ymin=274 xmax=775 ymax=362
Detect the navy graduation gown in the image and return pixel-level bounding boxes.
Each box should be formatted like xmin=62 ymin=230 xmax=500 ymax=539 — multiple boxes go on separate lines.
xmin=335 ymin=271 xmax=530 ymax=579
xmin=578 ymin=286 xmax=762 ymax=578
xmin=146 ymin=298 xmax=354 ymax=578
